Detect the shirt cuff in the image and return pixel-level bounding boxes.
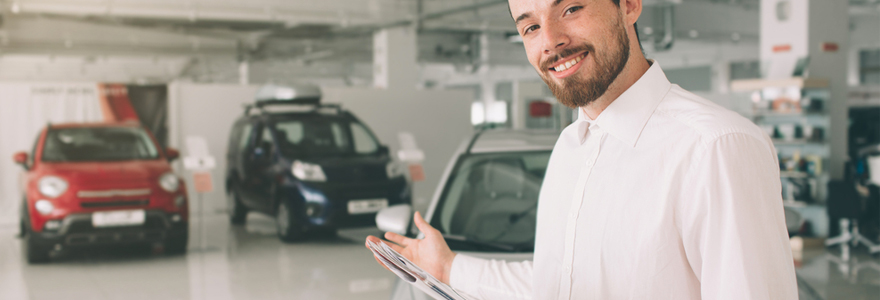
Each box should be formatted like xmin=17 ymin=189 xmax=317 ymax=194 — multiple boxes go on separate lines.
xmin=449 ymin=253 xmax=487 ymax=297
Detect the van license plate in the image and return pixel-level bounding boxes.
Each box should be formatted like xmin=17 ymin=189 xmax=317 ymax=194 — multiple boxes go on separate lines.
xmin=92 ymin=210 xmax=146 ymax=227
xmin=348 ymin=199 xmax=388 ymax=214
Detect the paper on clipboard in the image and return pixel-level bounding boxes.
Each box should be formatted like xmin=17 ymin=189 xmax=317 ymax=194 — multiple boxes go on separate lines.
xmin=367 ymin=240 xmax=469 ymax=300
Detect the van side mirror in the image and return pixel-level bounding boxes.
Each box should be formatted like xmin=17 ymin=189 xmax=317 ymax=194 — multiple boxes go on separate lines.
xmin=13 ymin=151 xmax=28 ymax=169
xmin=376 ymin=204 xmax=413 ymax=236
xmin=165 ymin=148 xmax=180 ymax=161
xmin=378 ymin=145 xmax=390 ymax=156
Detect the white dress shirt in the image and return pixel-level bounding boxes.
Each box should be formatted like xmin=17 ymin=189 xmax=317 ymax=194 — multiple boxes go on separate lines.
xmin=449 ymin=61 xmax=798 ymax=299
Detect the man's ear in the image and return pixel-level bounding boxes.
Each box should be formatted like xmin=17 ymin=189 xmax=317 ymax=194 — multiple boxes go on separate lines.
xmin=622 ymin=0 xmax=643 ymax=25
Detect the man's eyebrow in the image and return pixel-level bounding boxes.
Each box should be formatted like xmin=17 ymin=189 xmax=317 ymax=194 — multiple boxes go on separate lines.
xmin=514 ymin=0 xmax=566 ymax=25
xmin=514 ymin=12 xmax=532 ymax=25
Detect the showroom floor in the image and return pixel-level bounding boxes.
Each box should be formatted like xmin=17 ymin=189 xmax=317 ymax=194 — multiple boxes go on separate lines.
xmin=1 ymin=212 xmax=878 ymax=300
xmin=0 ymin=213 xmax=397 ymax=300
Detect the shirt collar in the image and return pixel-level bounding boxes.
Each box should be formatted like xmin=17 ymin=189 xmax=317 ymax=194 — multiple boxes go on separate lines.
xmin=575 ymin=60 xmax=671 ymax=147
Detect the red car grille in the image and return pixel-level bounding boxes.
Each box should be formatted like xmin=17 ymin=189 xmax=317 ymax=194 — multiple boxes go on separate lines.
xmin=80 ymin=199 xmax=150 ymax=208
xmin=77 ymin=189 xmax=151 ymax=198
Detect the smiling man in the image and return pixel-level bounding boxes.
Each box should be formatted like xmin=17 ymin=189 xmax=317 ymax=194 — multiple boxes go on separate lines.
xmin=367 ymin=0 xmax=798 ymax=299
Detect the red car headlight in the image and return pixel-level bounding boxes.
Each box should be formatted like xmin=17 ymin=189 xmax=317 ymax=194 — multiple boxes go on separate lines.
xmin=38 ymin=176 xmax=68 ymax=198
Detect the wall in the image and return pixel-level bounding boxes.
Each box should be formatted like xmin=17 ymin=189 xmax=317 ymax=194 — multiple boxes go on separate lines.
xmin=167 ymin=83 xmax=259 ymax=214
xmin=0 ymin=83 xmax=103 ymax=225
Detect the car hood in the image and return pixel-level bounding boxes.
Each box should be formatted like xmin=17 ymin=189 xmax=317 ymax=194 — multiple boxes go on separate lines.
xmin=40 ymin=159 xmax=171 ymax=185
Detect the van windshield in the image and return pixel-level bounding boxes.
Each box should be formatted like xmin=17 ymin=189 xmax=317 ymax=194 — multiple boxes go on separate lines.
xmin=42 ymin=127 xmax=160 ymax=162
xmin=430 ymin=151 xmax=552 ymax=253
xmin=272 ymin=117 xmax=381 ymax=157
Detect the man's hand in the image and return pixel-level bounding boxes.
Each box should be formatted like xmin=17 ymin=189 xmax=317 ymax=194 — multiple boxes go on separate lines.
xmin=365 ymin=211 xmax=457 ymax=284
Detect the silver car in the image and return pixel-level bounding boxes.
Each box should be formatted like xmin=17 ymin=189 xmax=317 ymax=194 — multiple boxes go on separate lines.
xmin=375 ymin=129 xmax=558 ymax=300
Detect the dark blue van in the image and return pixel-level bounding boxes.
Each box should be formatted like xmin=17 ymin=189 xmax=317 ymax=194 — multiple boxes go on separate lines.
xmin=225 ymin=84 xmax=411 ymax=242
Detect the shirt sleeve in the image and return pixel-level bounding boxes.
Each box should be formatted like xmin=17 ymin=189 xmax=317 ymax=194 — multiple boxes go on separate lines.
xmin=678 ymin=132 xmax=798 ymax=299
xmin=449 ymin=254 xmax=533 ymax=300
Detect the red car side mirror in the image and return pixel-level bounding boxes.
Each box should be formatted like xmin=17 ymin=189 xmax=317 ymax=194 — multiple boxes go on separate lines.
xmin=13 ymin=151 xmax=28 ymax=165
xmin=165 ymin=148 xmax=180 ymax=161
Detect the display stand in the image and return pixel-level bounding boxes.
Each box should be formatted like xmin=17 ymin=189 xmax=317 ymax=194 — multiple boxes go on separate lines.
xmin=731 ymin=77 xmax=831 ymax=206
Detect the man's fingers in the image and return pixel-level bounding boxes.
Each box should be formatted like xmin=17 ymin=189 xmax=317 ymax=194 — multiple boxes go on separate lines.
xmin=413 ymin=211 xmax=435 ymax=235
xmin=385 ymin=232 xmax=410 ymax=246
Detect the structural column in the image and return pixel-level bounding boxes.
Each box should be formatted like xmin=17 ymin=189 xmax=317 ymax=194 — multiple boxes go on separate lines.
xmin=373 ymin=26 xmax=419 ymax=90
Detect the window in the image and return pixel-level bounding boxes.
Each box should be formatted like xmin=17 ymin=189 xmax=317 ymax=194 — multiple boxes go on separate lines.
xmin=351 ymin=123 xmax=379 ymax=154
xmin=272 ymin=118 xmax=380 ymax=157
xmin=431 ymin=151 xmax=552 ymax=252
xmin=237 ymin=123 xmax=253 ymax=153
xmin=42 ymin=127 xmax=159 ymax=162
xmin=860 ymin=49 xmax=880 ymax=85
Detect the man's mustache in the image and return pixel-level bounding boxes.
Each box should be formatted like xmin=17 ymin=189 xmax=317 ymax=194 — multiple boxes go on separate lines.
xmin=539 ymin=44 xmax=595 ymax=71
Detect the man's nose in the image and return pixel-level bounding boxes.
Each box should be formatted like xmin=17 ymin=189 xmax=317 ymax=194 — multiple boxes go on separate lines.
xmin=542 ymin=20 xmax=569 ymax=55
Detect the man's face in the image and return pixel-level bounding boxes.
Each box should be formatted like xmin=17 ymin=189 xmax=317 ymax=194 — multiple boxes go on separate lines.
xmin=510 ymin=0 xmax=630 ymax=109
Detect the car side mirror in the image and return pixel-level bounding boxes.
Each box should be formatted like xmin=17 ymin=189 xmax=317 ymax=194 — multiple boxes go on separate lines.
xmin=376 ymin=204 xmax=412 ymax=236
xmin=13 ymin=151 xmax=28 ymax=169
xmin=165 ymin=148 xmax=180 ymax=161
xmin=378 ymin=145 xmax=390 ymax=156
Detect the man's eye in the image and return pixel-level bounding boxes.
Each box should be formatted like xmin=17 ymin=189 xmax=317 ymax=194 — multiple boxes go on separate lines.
xmin=565 ymin=6 xmax=582 ymax=15
xmin=524 ymin=25 xmax=539 ymax=34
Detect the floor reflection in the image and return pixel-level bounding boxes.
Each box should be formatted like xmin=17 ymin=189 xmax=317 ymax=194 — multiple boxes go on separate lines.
xmin=6 ymin=211 xmax=876 ymax=300
xmin=0 ymin=211 xmax=396 ymax=300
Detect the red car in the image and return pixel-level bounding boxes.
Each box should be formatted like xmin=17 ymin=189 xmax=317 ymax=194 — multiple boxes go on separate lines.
xmin=14 ymin=122 xmax=189 ymax=263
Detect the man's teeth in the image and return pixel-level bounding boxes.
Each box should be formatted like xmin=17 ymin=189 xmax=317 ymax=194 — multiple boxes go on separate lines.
xmin=554 ymin=54 xmax=584 ymax=72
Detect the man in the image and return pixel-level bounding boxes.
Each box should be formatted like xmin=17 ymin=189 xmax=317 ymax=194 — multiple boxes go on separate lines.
xmin=367 ymin=0 xmax=798 ymax=298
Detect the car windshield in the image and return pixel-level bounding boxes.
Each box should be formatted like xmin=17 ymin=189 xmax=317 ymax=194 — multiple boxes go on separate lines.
xmin=42 ymin=127 xmax=160 ymax=162
xmin=272 ymin=116 xmax=381 ymax=157
xmin=430 ymin=151 xmax=551 ymax=253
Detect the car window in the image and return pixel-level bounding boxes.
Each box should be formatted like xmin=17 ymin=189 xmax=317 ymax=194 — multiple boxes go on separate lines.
xmin=273 ymin=117 xmax=379 ymax=157
xmin=432 ymin=151 xmax=552 ymax=252
xmin=351 ymin=122 xmax=379 ymax=154
xmin=257 ymin=126 xmax=275 ymax=157
xmin=237 ymin=123 xmax=253 ymax=153
xmin=41 ymin=127 xmax=160 ymax=162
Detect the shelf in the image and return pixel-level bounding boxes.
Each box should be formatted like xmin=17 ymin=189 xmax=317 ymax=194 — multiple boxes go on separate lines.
xmin=772 ymin=139 xmax=826 ymax=146
xmin=730 ymin=77 xmax=829 ymax=92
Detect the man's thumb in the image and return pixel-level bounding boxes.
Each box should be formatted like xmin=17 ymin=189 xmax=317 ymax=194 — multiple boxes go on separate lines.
xmin=413 ymin=211 xmax=433 ymax=235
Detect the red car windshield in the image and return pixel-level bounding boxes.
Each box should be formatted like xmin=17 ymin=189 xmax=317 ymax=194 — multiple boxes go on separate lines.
xmin=41 ymin=127 xmax=160 ymax=162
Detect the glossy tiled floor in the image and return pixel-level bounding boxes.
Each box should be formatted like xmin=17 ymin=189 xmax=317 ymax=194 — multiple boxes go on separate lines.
xmin=0 ymin=212 xmax=396 ymax=300
xmin=1 ymin=211 xmax=878 ymax=300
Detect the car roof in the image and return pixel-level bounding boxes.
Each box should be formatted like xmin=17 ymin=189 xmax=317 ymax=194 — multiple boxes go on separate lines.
xmin=46 ymin=122 xmax=142 ymax=129
xmin=468 ymin=129 xmax=559 ymax=154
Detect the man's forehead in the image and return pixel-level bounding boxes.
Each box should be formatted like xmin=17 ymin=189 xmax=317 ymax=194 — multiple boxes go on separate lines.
xmin=508 ymin=0 xmax=568 ymax=18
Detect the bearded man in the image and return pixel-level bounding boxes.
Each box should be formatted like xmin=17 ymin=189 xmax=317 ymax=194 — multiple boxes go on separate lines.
xmin=367 ymin=0 xmax=798 ymax=299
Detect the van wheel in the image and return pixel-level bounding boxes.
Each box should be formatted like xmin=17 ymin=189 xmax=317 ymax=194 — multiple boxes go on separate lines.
xmin=23 ymin=229 xmax=50 ymax=264
xmin=228 ymin=189 xmax=248 ymax=225
xmin=276 ymin=200 xmax=305 ymax=243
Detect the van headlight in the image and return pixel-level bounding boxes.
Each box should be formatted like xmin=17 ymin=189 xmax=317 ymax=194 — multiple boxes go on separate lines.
xmin=292 ymin=160 xmax=327 ymax=182
xmin=159 ymin=173 xmax=180 ymax=193
xmin=38 ymin=176 xmax=68 ymax=198
xmin=386 ymin=162 xmax=406 ymax=179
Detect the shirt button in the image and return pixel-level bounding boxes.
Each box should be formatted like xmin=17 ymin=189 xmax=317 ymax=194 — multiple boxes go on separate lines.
xmin=569 ymin=212 xmax=576 ymax=219
xmin=564 ymin=266 xmax=571 ymax=272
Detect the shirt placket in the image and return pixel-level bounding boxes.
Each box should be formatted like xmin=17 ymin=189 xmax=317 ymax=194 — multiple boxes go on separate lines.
xmin=559 ymin=125 xmax=604 ymax=299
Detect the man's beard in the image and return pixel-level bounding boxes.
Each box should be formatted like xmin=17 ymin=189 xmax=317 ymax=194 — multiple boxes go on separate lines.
xmin=539 ymin=20 xmax=631 ymax=109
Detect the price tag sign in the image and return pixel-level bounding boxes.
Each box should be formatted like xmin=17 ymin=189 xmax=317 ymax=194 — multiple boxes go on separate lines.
xmin=192 ymin=172 xmax=213 ymax=193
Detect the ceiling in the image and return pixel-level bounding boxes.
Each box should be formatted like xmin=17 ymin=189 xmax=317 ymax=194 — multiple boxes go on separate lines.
xmin=0 ymin=0 xmax=872 ymax=84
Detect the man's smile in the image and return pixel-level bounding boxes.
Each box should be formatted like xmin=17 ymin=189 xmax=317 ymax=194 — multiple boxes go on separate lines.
xmin=548 ymin=52 xmax=588 ymax=79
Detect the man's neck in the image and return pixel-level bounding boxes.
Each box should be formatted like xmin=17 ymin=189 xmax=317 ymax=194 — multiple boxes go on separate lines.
xmin=581 ymin=57 xmax=652 ymax=120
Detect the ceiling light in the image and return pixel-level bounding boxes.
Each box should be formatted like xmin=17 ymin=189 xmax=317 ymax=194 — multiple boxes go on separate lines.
xmin=643 ymin=26 xmax=654 ymax=35
xmin=10 ymin=2 xmax=20 ymax=14
xmin=688 ymin=30 xmax=699 ymax=38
